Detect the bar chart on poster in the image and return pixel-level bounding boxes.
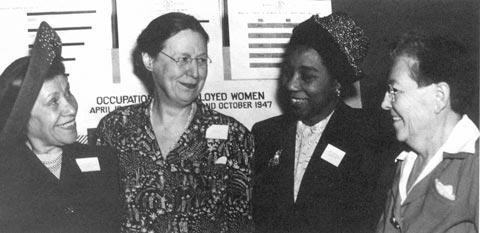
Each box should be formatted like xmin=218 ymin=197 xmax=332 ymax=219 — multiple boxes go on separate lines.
xmin=228 ymin=0 xmax=332 ymax=80
xmin=0 ymin=0 xmax=111 ymax=79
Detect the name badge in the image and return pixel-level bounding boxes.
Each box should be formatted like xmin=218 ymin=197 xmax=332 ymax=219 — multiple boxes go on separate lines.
xmin=76 ymin=157 xmax=101 ymax=172
xmin=206 ymin=124 xmax=229 ymax=139
xmin=321 ymin=144 xmax=346 ymax=167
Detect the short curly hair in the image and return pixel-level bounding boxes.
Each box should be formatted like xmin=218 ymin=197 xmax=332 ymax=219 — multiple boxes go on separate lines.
xmin=132 ymin=12 xmax=209 ymax=94
xmin=390 ymin=31 xmax=476 ymax=115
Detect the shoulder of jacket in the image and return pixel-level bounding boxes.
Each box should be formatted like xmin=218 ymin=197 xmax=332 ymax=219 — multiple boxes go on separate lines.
xmin=252 ymin=115 xmax=290 ymax=131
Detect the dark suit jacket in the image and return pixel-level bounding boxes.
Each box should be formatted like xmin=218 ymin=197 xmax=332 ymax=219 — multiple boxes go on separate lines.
xmin=0 ymin=142 xmax=121 ymax=233
xmin=252 ymin=103 xmax=393 ymax=233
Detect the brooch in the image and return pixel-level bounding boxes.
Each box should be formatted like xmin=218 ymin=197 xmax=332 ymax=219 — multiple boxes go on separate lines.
xmin=268 ymin=149 xmax=283 ymax=167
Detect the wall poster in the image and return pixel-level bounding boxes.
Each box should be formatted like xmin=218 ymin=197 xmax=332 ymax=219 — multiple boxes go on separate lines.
xmin=0 ymin=0 xmax=332 ymax=144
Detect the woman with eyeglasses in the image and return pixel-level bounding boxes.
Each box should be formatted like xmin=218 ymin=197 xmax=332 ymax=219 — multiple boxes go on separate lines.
xmin=376 ymin=32 xmax=478 ymax=233
xmin=96 ymin=12 xmax=253 ymax=233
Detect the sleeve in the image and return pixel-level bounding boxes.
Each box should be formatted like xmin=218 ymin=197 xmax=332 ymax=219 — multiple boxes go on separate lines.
xmin=223 ymin=123 xmax=255 ymax=233
xmin=251 ymin=122 xmax=274 ymax=233
xmin=95 ymin=116 xmax=129 ymax=230
xmin=472 ymin=153 xmax=478 ymax=232
xmin=251 ymin=122 xmax=271 ymax=175
xmin=97 ymin=146 xmax=123 ymax=232
xmin=95 ymin=114 xmax=117 ymax=147
xmin=375 ymin=209 xmax=388 ymax=233
xmin=336 ymin=111 xmax=393 ymax=233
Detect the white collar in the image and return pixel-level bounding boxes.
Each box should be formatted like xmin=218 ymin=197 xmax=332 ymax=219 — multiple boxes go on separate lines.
xmin=395 ymin=151 xmax=410 ymax=162
xmin=395 ymin=115 xmax=479 ymax=203
xmin=442 ymin=115 xmax=479 ymax=154
xmin=395 ymin=115 xmax=479 ymax=162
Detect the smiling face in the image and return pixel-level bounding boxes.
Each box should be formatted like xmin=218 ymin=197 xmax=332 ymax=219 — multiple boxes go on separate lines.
xmin=282 ymin=47 xmax=339 ymax=125
xmin=381 ymin=55 xmax=436 ymax=146
xmin=143 ymin=29 xmax=208 ymax=108
xmin=26 ymin=74 xmax=78 ymax=151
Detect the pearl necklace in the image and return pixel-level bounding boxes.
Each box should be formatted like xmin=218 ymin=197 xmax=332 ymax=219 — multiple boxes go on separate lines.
xmin=36 ymin=149 xmax=63 ymax=178
xmin=43 ymin=155 xmax=62 ymax=172
xmin=41 ymin=153 xmax=62 ymax=166
xmin=26 ymin=142 xmax=63 ymax=178
xmin=150 ymin=100 xmax=196 ymax=155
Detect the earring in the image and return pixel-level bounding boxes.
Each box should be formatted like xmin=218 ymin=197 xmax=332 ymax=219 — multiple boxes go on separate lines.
xmin=336 ymin=88 xmax=341 ymax=97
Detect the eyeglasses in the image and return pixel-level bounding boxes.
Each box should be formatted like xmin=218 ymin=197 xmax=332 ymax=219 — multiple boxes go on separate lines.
xmin=386 ymin=83 xmax=434 ymax=103
xmin=386 ymin=84 xmax=405 ymax=102
xmin=159 ymin=51 xmax=212 ymax=67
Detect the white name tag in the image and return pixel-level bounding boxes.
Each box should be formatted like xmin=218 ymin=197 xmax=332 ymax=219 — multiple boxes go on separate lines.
xmin=206 ymin=124 xmax=229 ymax=139
xmin=76 ymin=157 xmax=101 ymax=172
xmin=321 ymin=144 xmax=346 ymax=167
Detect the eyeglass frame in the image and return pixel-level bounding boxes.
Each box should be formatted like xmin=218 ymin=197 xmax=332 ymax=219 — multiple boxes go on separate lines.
xmin=386 ymin=84 xmax=405 ymax=102
xmin=159 ymin=50 xmax=212 ymax=67
xmin=386 ymin=83 xmax=435 ymax=103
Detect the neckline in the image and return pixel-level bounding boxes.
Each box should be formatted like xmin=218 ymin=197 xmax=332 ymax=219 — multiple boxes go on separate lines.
xmin=149 ymin=100 xmax=196 ymax=156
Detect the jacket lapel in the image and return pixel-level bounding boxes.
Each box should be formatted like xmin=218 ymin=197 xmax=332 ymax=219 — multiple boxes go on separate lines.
xmin=295 ymin=105 xmax=345 ymax=205
xmin=59 ymin=145 xmax=85 ymax=196
xmin=294 ymin=140 xmax=329 ymax=205
xmin=400 ymin=156 xmax=452 ymax=207
xmin=20 ymin=145 xmax=61 ymax=185
xmin=399 ymin=152 xmax=462 ymax=210
xmin=400 ymin=177 xmax=429 ymax=208
xmin=16 ymin=144 xmax=64 ymax=206
xmin=390 ymin=162 xmax=403 ymax=221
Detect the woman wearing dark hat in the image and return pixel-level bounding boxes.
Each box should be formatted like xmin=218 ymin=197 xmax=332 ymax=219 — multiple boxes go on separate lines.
xmin=96 ymin=12 xmax=253 ymax=233
xmin=252 ymin=12 xmax=394 ymax=233
xmin=0 ymin=22 xmax=121 ymax=232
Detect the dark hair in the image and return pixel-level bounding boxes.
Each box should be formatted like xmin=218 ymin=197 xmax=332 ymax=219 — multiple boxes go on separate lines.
xmin=282 ymin=22 xmax=356 ymax=96
xmin=390 ymin=31 xmax=476 ymax=115
xmin=132 ymin=12 xmax=209 ymax=94
xmin=0 ymin=57 xmax=65 ymax=112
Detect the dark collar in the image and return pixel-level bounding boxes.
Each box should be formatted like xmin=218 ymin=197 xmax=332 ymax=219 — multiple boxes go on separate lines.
xmin=443 ymin=151 xmax=475 ymax=160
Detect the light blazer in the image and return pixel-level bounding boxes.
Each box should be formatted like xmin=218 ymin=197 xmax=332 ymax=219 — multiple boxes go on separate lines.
xmin=252 ymin=102 xmax=389 ymax=233
xmin=376 ymin=149 xmax=478 ymax=233
xmin=0 ymin=142 xmax=121 ymax=233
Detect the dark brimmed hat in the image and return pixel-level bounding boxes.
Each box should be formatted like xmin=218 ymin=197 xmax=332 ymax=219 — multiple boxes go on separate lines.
xmin=0 ymin=22 xmax=62 ymax=145
xmin=289 ymin=12 xmax=369 ymax=83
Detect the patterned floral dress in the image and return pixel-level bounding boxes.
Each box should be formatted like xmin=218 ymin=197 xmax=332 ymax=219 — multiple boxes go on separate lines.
xmin=96 ymin=98 xmax=253 ymax=233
